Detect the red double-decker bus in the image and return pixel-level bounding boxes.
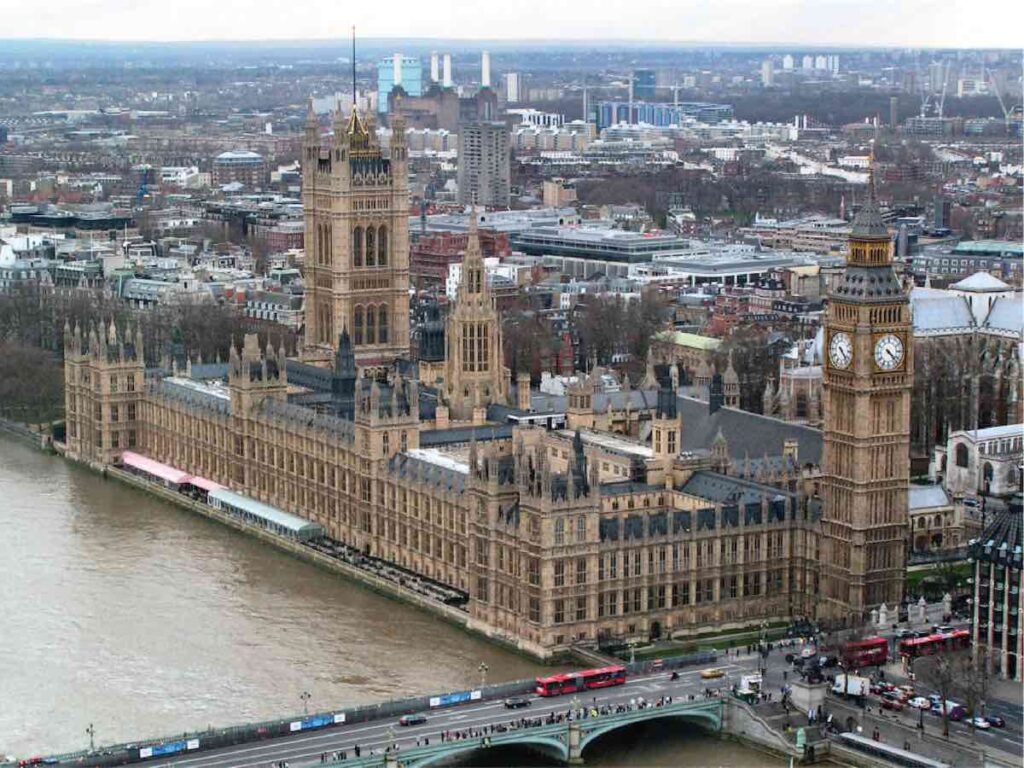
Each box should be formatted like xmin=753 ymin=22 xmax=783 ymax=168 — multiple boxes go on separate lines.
xmin=898 ymin=629 xmax=971 ymax=659
xmin=841 ymin=637 xmax=889 ymax=668
xmin=535 ymin=666 xmax=627 ymax=697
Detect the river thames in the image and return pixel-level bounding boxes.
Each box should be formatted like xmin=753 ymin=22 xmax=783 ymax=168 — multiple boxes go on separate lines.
xmin=0 ymin=439 xmax=781 ymax=766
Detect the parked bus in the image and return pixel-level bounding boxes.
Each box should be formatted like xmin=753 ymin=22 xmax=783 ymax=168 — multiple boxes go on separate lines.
xmin=841 ymin=637 xmax=889 ymax=668
xmin=535 ymin=666 xmax=627 ymax=697
xmin=898 ymin=629 xmax=970 ymax=659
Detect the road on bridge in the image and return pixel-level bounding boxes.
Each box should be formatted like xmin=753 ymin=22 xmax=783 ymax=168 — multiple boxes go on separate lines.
xmin=149 ymin=658 xmax=759 ymax=768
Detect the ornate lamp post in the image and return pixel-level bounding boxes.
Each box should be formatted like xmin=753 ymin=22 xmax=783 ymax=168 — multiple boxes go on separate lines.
xmin=300 ymin=690 xmax=312 ymax=716
xmin=478 ymin=662 xmax=489 ymax=689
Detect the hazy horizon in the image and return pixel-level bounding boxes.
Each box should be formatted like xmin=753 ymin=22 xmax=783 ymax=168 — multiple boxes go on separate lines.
xmin=0 ymin=0 xmax=1020 ymax=49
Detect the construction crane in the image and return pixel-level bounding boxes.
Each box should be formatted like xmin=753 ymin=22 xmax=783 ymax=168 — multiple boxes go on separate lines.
xmin=984 ymin=65 xmax=1012 ymax=133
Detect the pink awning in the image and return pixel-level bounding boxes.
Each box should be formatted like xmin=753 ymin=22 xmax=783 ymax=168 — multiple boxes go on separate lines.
xmin=185 ymin=474 xmax=224 ymax=492
xmin=120 ymin=451 xmax=190 ymax=485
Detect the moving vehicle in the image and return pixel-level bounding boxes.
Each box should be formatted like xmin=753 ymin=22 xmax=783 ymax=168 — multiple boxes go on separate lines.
xmin=700 ymin=667 xmax=726 ymax=679
xmin=881 ymin=696 xmax=905 ymax=711
xmin=970 ymin=716 xmax=991 ymax=730
xmin=841 ymin=637 xmax=889 ymax=667
xmin=898 ymin=629 xmax=970 ymax=659
xmin=399 ymin=713 xmax=427 ymax=726
xmin=832 ymin=673 xmax=871 ymax=697
xmin=535 ymin=665 xmax=627 ymax=697
xmin=908 ymin=697 xmax=932 ymax=709
xmin=985 ymin=714 xmax=1005 ymax=728
xmin=504 ymin=696 xmax=531 ymax=709
xmin=929 ymin=700 xmax=966 ymax=721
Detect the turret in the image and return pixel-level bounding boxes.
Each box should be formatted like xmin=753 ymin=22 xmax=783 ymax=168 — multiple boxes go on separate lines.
xmin=723 ymin=351 xmax=740 ymax=408
xmin=516 ymin=371 xmax=531 ymax=412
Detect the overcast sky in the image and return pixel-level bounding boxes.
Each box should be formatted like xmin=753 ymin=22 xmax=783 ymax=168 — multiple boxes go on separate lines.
xmin=3 ymin=0 xmax=1021 ymax=47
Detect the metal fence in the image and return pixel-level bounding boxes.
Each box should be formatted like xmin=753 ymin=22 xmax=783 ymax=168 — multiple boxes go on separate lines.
xmin=9 ymin=651 xmax=718 ymax=767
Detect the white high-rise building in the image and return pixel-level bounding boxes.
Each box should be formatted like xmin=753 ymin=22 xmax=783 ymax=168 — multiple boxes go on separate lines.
xmin=802 ymin=55 xmax=814 ymax=71
xmin=761 ymin=59 xmax=775 ymax=87
xmin=443 ymin=54 xmax=453 ymax=88
xmin=430 ymin=52 xmax=440 ymax=83
xmin=506 ymin=72 xmax=521 ymax=104
xmin=481 ymin=51 xmax=491 ymax=88
xmin=814 ymin=55 xmax=827 ymax=71
xmin=782 ymin=54 xmax=795 ymax=71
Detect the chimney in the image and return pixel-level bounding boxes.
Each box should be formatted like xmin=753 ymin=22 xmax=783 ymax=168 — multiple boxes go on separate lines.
xmin=430 ymin=52 xmax=440 ymax=83
xmin=443 ymin=54 xmax=452 ymax=88
xmin=481 ymin=51 xmax=491 ymax=88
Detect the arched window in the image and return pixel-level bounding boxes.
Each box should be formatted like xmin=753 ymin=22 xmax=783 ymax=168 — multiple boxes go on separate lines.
xmin=933 ymin=514 xmax=943 ymax=528
xmin=366 ymin=304 xmax=376 ymax=344
xmin=353 ymin=226 xmax=363 ymax=267
xmin=955 ymin=443 xmax=969 ymax=468
xmin=378 ymin=306 xmax=389 ymax=344
xmin=365 ymin=226 xmax=376 ymax=267
xmin=354 ymin=306 xmax=364 ymax=345
xmin=377 ymin=225 xmax=388 ymax=266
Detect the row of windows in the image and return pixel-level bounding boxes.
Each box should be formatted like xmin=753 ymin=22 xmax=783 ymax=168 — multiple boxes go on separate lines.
xmin=352 ymin=225 xmax=389 ymax=267
xmin=353 ymin=305 xmax=390 ymax=346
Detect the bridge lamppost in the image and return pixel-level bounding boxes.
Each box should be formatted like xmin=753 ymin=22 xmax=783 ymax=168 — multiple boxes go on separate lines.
xmin=85 ymin=723 xmax=95 ymax=753
xmin=300 ymin=690 xmax=312 ymax=716
xmin=478 ymin=662 xmax=489 ymax=689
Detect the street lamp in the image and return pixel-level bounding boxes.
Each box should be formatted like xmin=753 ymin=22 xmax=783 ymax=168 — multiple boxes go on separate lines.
xmin=85 ymin=723 xmax=95 ymax=753
xmin=300 ymin=690 xmax=312 ymax=716
xmin=479 ymin=662 xmax=489 ymax=689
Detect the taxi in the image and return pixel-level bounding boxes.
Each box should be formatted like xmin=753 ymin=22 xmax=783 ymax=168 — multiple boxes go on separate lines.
xmin=700 ymin=667 xmax=726 ymax=680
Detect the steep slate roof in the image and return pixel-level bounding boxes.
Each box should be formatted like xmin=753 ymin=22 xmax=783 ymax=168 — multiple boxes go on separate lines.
xmin=388 ymin=451 xmax=467 ymax=494
xmin=983 ymin=296 xmax=1024 ymax=335
xmin=677 ymin=396 xmax=823 ymax=465
xmin=912 ymin=295 xmax=975 ymax=333
xmin=680 ymin=470 xmax=792 ymax=506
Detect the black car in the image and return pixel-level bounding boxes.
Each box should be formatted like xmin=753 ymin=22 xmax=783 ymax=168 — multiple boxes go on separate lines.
xmin=985 ymin=714 xmax=1006 ymax=728
xmin=504 ymin=696 xmax=532 ymax=709
xmin=399 ymin=713 xmax=427 ymax=726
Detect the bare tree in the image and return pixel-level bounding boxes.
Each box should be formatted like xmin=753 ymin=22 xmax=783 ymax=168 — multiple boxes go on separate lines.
xmin=917 ymin=655 xmax=957 ymax=738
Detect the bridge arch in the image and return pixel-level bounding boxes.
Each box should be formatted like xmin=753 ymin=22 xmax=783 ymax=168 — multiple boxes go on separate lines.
xmin=407 ymin=734 xmax=568 ymax=768
xmin=578 ymin=707 xmax=722 ymax=757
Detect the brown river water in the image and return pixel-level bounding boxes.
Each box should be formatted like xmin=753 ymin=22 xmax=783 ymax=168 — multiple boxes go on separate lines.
xmin=0 ymin=439 xmax=783 ymax=766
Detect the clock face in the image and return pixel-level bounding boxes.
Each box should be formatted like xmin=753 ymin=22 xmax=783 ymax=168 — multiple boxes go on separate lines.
xmin=828 ymin=332 xmax=853 ymax=370
xmin=874 ymin=333 xmax=905 ymax=371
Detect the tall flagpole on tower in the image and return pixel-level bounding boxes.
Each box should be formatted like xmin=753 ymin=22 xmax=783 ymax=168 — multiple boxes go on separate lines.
xmin=351 ymin=26 xmax=357 ymax=106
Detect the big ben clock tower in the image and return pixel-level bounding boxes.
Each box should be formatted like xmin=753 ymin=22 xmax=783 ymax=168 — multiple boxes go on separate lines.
xmin=820 ymin=169 xmax=911 ymax=627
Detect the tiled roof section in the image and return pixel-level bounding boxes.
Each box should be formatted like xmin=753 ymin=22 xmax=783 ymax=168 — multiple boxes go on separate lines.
xmin=677 ymin=396 xmax=823 ymax=465
xmin=850 ymin=200 xmax=889 ymax=239
xmin=599 ymin=481 xmax=663 ymax=496
xmin=908 ymin=484 xmax=951 ymax=510
xmin=680 ymin=470 xmax=793 ymax=507
xmin=388 ymin=451 xmax=467 ymax=494
xmin=970 ymin=494 xmax=1022 ymax=569
xmin=262 ymin=398 xmax=355 ymax=441
xmin=420 ymin=424 xmax=514 ymax=446
xmin=912 ymin=295 xmax=974 ymax=333
xmin=528 ymin=387 xmax=662 ymax=414
xmin=156 ymin=378 xmax=230 ymax=414
xmin=832 ymin=264 xmax=905 ymax=303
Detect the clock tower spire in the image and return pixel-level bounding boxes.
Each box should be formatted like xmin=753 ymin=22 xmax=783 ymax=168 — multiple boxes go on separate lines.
xmin=820 ymin=158 xmax=912 ymax=627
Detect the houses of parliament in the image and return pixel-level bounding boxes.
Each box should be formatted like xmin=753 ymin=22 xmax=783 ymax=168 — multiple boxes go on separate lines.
xmin=62 ymin=107 xmax=911 ymax=658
